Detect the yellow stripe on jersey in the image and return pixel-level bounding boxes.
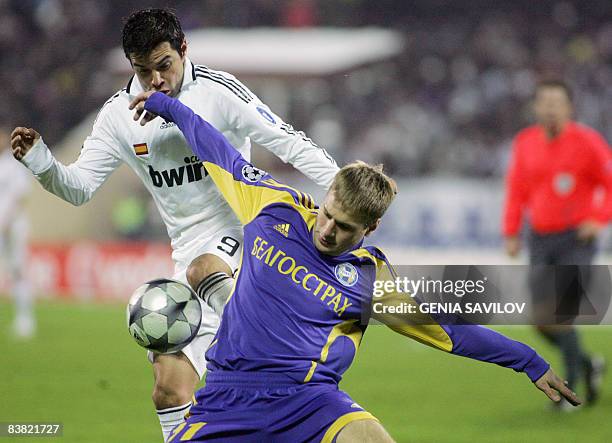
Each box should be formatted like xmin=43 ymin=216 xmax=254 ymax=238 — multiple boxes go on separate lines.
xmin=304 ymin=319 xmax=363 ymax=383
xmin=180 ymin=423 xmax=207 ymax=440
xmin=321 ymin=411 xmax=379 ymax=443
xmin=167 ymin=423 xmax=187 ymax=442
xmin=204 ymin=162 xmax=317 ymax=228
xmin=357 ymin=247 xmax=454 ymax=352
xmin=320 ymin=319 xmax=363 ymax=362
xmin=303 ymin=361 xmax=318 ymax=383
xmin=350 ymin=248 xmax=386 ymax=268
xmin=225 ymin=253 xmax=244 ymax=307
xmin=373 ymin=261 xmax=453 ymax=352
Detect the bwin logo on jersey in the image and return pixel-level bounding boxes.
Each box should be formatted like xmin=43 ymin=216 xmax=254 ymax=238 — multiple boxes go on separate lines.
xmin=242 ymin=165 xmax=266 ymax=183
xmin=149 ymin=156 xmax=208 ymax=188
xmin=335 ymin=263 xmax=358 ymax=287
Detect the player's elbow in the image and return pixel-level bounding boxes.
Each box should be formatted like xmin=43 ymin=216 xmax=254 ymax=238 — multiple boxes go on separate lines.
xmin=63 ymin=188 xmax=95 ymax=207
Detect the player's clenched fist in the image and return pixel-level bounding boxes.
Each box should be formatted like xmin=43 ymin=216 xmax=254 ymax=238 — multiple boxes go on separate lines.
xmin=11 ymin=127 xmax=40 ymax=161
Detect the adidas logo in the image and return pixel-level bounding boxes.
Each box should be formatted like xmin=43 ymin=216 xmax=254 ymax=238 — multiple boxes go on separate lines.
xmin=273 ymin=223 xmax=290 ymax=237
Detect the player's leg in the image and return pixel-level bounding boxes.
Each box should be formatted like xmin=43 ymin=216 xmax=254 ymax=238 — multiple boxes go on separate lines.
xmin=556 ymin=232 xmax=604 ymax=404
xmin=151 ymin=316 xmax=218 ymax=442
xmin=186 ymin=231 xmax=242 ymax=314
xmin=8 ymin=218 xmax=35 ymax=338
xmin=152 ymin=228 xmax=242 ymax=441
xmin=187 ymin=253 xmax=234 ymax=315
xmin=152 ymin=352 xmax=199 ymax=440
xmin=336 ymin=419 xmax=395 ymax=443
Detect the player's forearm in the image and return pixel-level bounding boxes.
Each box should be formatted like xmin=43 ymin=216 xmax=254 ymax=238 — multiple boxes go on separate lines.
xmin=21 ymin=139 xmax=98 ymax=206
xmin=502 ymin=190 xmax=525 ymax=236
xmin=592 ymin=176 xmax=612 ymax=223
xmin=35 ymin=166 xmax=97 ymax=206
xmin=502 ymin=208 xmax=522 ymax=237
xmin=443 ymin=324 xmax=549 ymax=382
xmin=257 ymin=131 xmax=339 ymax=189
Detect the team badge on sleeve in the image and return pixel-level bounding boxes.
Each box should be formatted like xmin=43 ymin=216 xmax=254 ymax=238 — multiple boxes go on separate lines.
xmin=256 ymin=106 xmax=276 ymax=125
xmin=242 ymin=165 xmax=266 ymax=183
xmin=335 ymin=263 xmax=359 ymax=287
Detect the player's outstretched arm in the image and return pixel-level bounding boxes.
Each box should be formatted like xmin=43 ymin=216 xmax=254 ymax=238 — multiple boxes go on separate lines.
xmin=370 ymin=271 xmax=582 ymax=406
xmin=133 ymin=91 xmax=304 ymax=225
xmin=214 ymin=82 xmax=339 ymax=188
xmin=11 ymin=118 xmax=122 ymax=206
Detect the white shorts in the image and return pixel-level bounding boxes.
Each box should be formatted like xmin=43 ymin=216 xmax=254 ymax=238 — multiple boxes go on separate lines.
xmin=148 ymin=226 xmax=243 ymax=378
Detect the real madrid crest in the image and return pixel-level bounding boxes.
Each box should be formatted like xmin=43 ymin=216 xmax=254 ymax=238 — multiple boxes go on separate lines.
xmin=335 ymin=263 xmax=359 ymax=287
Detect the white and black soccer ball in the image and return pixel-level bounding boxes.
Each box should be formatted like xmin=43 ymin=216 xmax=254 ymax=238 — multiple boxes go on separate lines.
xmin=126 ymin=279 xmax=202 ymax=354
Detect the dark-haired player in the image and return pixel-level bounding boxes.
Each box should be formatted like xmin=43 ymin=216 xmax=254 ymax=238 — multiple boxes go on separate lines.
xmin=135 ymin=91 xmax=579 ymax=442
xmin=11 ymin=8 xmax=337 ymax=440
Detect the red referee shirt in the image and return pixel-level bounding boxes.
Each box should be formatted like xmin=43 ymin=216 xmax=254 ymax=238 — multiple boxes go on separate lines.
xmin=503 ymin=121 xmax=612 ymax=236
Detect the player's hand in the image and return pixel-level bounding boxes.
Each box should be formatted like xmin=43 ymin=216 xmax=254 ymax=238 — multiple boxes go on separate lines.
xmin=129 ymin=91 xmax=160 ymax=126
xmin=534 ymin=368 xmax=581 ymax=406
xmin=504 ymin=236 xmax=521 ymax=257
xmin=577 ymin=220 xmax=603 ymax=242
xmin=11 ymin=127 xmax=40 ymax=161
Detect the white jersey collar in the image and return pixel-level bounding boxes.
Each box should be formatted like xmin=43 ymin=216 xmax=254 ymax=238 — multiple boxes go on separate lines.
xmin=126 ymin=58 xmax=196 ymax=96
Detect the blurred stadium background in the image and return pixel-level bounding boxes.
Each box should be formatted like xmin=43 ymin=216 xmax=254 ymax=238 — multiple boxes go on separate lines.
xmin=1 ymin=1 xmax=611 ymax=442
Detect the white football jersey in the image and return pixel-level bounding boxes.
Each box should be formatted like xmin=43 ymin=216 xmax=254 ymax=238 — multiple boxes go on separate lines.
xmin=20 ymin=59 xmax=338 ymax=264
xmin=0 ymin=149 xmax=30 ymax=234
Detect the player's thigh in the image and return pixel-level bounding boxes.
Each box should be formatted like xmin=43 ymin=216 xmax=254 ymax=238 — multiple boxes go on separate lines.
xmin=336 ymin=418 xmax=395 ymax=443
xmin=193 ymin=227 xmax=243 ymax=275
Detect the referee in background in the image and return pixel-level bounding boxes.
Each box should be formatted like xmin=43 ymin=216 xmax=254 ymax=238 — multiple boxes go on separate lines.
xmin=503 ymin=80 xmax=609 ymax=408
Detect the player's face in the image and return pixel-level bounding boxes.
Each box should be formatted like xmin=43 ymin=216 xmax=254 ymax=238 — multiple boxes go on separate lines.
xmin=130 ymin=41 xmax=187 ymax=98
xmin=534 ymin=87 xmax=572 ymax=132
xmin=313 ymin=191 xmax=376 ymax=256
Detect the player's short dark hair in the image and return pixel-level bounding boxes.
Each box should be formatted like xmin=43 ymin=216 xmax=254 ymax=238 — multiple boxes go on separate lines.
xmin=122 ymin=8 xmax=185 ymax=60
xmin=536 ymin=79 xmax=573 ymax=102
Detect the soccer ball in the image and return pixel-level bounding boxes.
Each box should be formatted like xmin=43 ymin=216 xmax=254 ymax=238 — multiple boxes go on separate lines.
xmin=126 ymin=278 xmax=202 ymax=354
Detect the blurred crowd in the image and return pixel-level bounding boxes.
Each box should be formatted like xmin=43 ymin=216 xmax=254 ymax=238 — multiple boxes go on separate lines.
xmin=3 ymin=0 xmax=611 ymax=178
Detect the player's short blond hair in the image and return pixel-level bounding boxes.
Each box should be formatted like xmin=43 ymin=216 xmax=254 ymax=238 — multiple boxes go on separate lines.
xmin=331 ymin=161 xmax=397 ymax=227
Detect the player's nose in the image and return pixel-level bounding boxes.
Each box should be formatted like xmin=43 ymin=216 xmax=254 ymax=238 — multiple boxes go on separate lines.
xmin=320 ymin=220 xmax=336 ymax=238
xmin=151 ymin=71 xmax=164 ymax=88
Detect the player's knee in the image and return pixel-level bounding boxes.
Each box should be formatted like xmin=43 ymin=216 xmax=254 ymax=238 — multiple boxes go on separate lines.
xmin=336 ymin=419 xmax=395 ymax=443
xmin=186 ymin=254 xmax=232 ymax=290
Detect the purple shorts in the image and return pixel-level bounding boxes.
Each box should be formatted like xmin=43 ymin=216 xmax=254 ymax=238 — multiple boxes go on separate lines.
xmin=167 ymin=370 xmax=377 ymax=442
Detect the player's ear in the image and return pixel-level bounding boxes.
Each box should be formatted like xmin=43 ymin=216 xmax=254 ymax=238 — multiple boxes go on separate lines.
xmin=179 ymin=39 xmax=187 ymax=58
xmin=364 ymin=219 xmax=381 ymax=237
